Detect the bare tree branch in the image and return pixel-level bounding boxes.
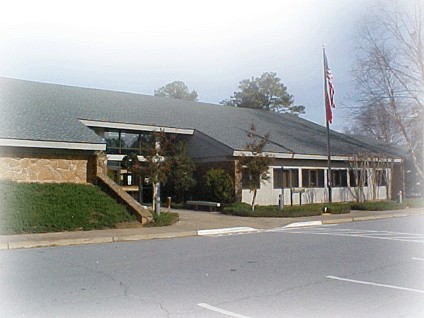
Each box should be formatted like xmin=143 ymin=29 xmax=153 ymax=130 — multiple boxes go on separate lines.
xmin=350 ymin=0 xmax=423 ymax=184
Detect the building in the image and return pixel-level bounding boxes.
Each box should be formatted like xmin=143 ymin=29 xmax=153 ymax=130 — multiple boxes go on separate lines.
xmin=0 ymin=77 xmax=406 ymax=213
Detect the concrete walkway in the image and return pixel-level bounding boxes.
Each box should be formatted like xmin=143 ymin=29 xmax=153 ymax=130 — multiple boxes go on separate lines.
xmin=1 ymin=207 xmax=423 ymax=250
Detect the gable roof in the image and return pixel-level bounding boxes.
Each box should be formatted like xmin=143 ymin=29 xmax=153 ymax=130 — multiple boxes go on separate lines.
xmin=0 ymin=77 xmax=405 ymax=159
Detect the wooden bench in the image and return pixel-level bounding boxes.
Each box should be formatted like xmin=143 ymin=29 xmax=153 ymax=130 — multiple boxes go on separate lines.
xmin=186 ymin=200 xmax=221 ymax=212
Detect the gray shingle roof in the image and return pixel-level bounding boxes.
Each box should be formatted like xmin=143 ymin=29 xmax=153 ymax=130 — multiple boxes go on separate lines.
xmin=0 ymin=77 xmax=405 ymax=158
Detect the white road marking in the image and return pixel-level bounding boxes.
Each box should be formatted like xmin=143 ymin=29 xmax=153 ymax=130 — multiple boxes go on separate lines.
xmin=326 ymin=276 xmax=424 ymax=294
xmin=198 ymin=227 xmax=258 ymax=236
xmin=198 ymin=303 xmax=252 ymax=318
xmin=412 ymin=257 xmax=424 ymax=261
xmin=275 ymin=227 xmax=424 ymax=244
xmin=283 ymin=220 xmax=322 ymax=228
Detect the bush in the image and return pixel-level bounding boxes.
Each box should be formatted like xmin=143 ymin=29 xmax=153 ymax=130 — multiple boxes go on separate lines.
xmin=0 ymin=181 xmax=136 ymax=234
xmin=350 ymin=201 xmax=405 ymax=211
xmin=204 ymin=168 xmax=234 ymax=203
xmin=322 ymin=203 xmax=351 ymax=214
xmin=222 ymin=202 xmax=351 ymax=217
xmin=144 ymin=212 xmax=179 ymax=227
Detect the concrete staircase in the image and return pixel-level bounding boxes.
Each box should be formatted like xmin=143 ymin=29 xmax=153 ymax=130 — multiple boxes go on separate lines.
xmin=97 ymin=173 xmax=152 ymax=224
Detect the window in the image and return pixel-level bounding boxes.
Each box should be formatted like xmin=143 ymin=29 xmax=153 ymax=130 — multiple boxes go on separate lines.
xmin=376 ymin=170 xmax=387 ymax=186
xmin=302 ymin=169 xmax=324 ymax=188
xmin=105 ymin=131 xmax=121 ymax=154
xmin=273 ymin=168 xmax=299 ymax=189
xmin=104 ymin=129 xmax=153 ymax=155
xmin=332 ymin=170 xmax=347 ymax=187
xmin=284 ymin=169 xmax=299 ymax=188
xmin=349 ymin=170 xmax=368 ymax=187
xmin=242 ymin=168 xmax=260 ymax=190
xmin=273 ymin=169 xmax=282 ymax=189
xmin=120 ymin=132 xmax=140 ymax=154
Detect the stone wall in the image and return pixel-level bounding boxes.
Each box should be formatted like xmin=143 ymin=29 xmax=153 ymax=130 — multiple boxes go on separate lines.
xmin=0 ymin=153 xmax=91 ymax=183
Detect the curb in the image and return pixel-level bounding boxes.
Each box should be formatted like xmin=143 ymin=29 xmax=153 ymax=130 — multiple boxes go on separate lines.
xmin=322 ymin=218 xmax=353 ymax=224
xmin=1 ymin=231 xmax=198 ymax=250
xmin=1 ymin=211 xmax=423 ymax=250
xmin=7 ymin=237 xmax=114 ymax=250
xmin=113 ymin=231 xmax=197 ymax=242
xmin=353 ymin=215 xmax=392 ymax=222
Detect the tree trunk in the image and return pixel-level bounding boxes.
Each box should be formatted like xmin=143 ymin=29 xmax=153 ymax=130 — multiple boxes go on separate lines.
xmin=251 ymin=189 xmax=257 ymax=212
xmin=153 ymin=182 xmax=161 ymax=215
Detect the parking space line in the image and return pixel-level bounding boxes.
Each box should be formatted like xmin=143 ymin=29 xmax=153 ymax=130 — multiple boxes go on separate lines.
xmin=326 ymin=276 xmax=424 ymax=294
xmin=277 ymin=227 xmax=424 ymax=244
xmin=198 ymin=303 xmax=252 ymax=318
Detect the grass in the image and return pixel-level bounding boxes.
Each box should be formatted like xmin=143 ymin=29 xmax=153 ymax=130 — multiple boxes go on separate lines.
xmin=144 ymin=212 xmax=179 ymax=227
xmin=0 ymin=181 xmax=136 ymax=234
xmin=403 ymin=198 xmax=424 ymax=208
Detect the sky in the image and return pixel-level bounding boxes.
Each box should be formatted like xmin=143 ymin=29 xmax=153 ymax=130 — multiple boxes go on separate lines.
xmin=0 ymin=0 xmax=384 ymax=132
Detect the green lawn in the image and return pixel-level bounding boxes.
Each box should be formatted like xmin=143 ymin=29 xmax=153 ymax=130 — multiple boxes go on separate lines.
xmin=0 ymin=181 xmax=136 ymax=234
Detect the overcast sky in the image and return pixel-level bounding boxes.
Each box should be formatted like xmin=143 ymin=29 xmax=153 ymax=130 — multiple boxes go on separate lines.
xmin=0 ymin=0 xmax=387 ymax=132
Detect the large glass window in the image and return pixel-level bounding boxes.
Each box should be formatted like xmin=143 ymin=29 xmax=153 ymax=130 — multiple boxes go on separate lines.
xmin=105 ymin=131 xmax=120 ymax=154
xmin=273 ymin=168 xmax=299 ymax=189
xmin=349 ymin=170 xmax=368 ymax=187
xmin=120 ymin=132 xmax=140 ymax=154
xmin=284 ymin=169 xmax=299 ymax=188
xmin=302 ymin=169 xmax=324 ymax=188
xmin=104 ymin=129 xmax=152 ymax=155
xmin=332 ymin=170 xmax=348 ymax=187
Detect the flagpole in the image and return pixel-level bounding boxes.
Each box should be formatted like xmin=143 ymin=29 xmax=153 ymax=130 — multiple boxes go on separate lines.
xmin=323 ymin=45 xmax=332 ymax=203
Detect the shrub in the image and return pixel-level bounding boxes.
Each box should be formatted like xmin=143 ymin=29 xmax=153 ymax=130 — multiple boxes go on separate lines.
xmin=204 ymin=169 xmax=234 ymax=203
xmin=222 ymin=202 xmax=254 ymax=216
xmin=277 ymin=205 xmax=323 ymax=217
xmin=350 ymin=201 xmax=405 ymax=211
xmin=223 ymin=202 xmax=351 ymax=217
xmin=322 ymin=203 xmax=351 ymax=214
xmin=144 ymin=212 xmax=179 ymax=227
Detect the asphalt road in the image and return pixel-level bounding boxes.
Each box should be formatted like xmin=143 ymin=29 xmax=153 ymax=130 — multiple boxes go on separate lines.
xmin=1 ymin=216 xmax=423 ymax=317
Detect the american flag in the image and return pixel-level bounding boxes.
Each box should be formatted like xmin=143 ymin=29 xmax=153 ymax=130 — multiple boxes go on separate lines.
xmin=324 ymin=52 xmax=335 ymax=123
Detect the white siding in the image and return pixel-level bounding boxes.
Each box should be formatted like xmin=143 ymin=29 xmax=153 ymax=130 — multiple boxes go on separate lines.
xmin=241 ymin=166 xmax=389 ymax=206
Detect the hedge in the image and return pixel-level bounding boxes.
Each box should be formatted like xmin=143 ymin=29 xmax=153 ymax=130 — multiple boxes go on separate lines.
xmin=222 ymin=202 xmax=350 ymax=217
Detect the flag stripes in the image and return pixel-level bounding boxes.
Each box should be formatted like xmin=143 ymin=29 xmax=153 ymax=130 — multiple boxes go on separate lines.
xmin=324 ymin=51 xmax=335 ymax=123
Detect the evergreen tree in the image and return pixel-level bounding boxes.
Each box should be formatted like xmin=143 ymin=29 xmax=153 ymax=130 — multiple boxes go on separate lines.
xmin=221 ymin=72 xmax=304 ymax=114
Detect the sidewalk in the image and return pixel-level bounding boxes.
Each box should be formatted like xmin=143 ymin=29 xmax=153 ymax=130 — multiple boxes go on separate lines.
xmin=1 ymin=207 xmax=423 ymax=250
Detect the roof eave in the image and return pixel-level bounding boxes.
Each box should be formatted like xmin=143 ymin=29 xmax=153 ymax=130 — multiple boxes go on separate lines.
xmin=232 ymin=150 xmax=403 ymax=163
xmin=0 ymin=138 xmax=106 ymax=151
xmin=79 ymin=119 xmax=195 ymax=135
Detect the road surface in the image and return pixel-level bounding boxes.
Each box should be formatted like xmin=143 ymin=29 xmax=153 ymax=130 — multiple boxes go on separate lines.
xmin=1 ymin=216 xmax=423 ymax=317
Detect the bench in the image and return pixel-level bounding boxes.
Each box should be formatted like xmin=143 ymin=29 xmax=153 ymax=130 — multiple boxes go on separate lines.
xmin=186 ymin=200 xmax=221 ymax=212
